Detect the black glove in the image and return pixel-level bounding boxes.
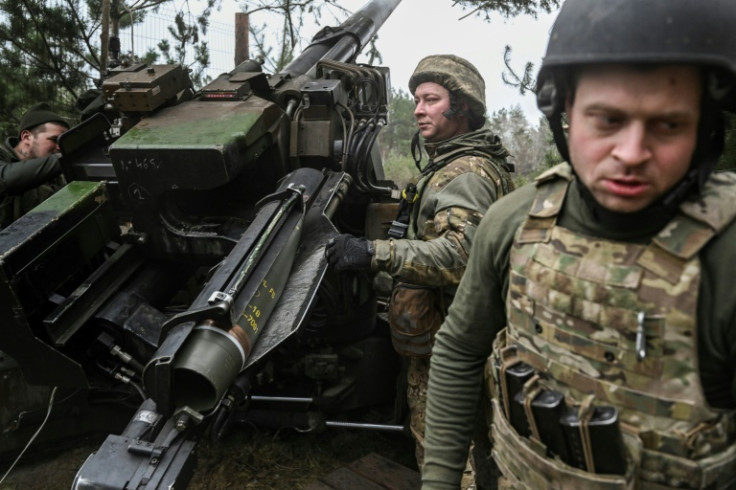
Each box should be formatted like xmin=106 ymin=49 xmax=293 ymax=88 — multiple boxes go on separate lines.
xmin=325 ymin=234 xmax=374 ymax=271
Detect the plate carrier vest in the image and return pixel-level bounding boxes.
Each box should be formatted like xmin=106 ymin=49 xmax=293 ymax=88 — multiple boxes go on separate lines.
xmin=488 ymin=164 xmax=736 ymax=489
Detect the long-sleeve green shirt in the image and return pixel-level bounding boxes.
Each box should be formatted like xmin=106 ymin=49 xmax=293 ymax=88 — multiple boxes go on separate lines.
xmin=372 ymin=128 xmax=512 ymax=289
xmin=0 ymin=137 xmax=64 ymax=227
xmin=422 ymin=169 xmax=736 ymax=488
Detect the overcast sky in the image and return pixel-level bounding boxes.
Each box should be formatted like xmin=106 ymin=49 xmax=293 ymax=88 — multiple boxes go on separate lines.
xmin=208 ymin=0 xmax=560 ymax=122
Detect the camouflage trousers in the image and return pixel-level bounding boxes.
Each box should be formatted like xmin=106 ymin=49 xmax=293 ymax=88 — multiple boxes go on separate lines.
xmin=407 ymin=356 xmax=430 ymax=466
xmin=407 ymin=356 xmax=479 ymax=489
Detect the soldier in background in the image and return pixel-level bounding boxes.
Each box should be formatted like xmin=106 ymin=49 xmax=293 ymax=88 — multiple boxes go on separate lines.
xmin=422 ymin=1 xmax=736 ymax=488
xmin=326 ymin=54 xmax=514 ymax=487
xmin=0 ymin=103 xmax=69 ymax=228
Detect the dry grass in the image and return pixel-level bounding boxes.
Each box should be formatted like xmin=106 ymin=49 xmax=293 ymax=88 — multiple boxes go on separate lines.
xmin=191 ymin=427 xmax=416 ymax=489
xmin=1 ymin=426 xmax=416 ymax=490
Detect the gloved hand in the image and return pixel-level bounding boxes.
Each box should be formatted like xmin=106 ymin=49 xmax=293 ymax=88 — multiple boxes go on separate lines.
xmin=325 ymin=234 xmax=374 ymax=271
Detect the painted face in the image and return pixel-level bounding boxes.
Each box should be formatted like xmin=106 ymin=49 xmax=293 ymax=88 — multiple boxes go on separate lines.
xmin=24 ymin=122 xmax=67 ymax=159
xmin=566 ymin=65 xmax=701 ymax=213
xmin=413 ymin=82 xmax=468 ymax=143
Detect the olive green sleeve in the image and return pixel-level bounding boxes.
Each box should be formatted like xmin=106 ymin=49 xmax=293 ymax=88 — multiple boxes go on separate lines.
xmin=372 ymin=171 xmax=498 ymax=287
xmin=0 ymin=154 xmax=62 ymax=194
xmin=421 ymin=185 xmax=535 ymax=488
xmin=696 ymin=218 xmax=736 ymax=408
xmin=422 ymin=175 xmax=736 ymax=488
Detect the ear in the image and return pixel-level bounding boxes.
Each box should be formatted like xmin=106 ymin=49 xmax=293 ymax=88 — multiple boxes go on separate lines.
xmin=19 ymin=129 xmax=33 ymax=143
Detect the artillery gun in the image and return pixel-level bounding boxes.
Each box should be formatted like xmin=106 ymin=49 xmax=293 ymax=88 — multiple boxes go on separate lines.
xmin=0 ymin=0 xmax=406 ymax=487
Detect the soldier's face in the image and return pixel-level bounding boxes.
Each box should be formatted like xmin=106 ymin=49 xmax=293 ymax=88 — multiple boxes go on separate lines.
xmin=23 ymin=123 xmax=66 ymax=159
xmin=566 ymin=65 xmax=701 ymax=213
xmin=413 ymin=82 xmax=467 ymax=142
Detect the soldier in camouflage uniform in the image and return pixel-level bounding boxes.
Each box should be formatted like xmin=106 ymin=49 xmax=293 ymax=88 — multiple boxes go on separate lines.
xmin=422 ymin=1 xmax=736 ymax=489
xmin=326 ymin=54 xmax=514 ymax=480
xmin=0 ymin=103 xmax=69 ymax=228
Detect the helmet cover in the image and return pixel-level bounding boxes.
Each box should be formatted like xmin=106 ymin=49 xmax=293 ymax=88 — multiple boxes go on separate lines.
xmin=409 ymin=54 xmax=486 ymax=119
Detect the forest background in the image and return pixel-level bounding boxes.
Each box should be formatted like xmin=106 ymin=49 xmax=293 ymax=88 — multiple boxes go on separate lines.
xmin=2 ymin=0 xmax=734 ymax=186
xmin=1 ymin=1 xmax=735 ymax=488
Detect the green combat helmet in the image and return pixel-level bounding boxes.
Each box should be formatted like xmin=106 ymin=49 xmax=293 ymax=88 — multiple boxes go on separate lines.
xmin=408 ymin=54 xmax=486 ymax=128
xmin=536 ymin=0 xmax=736 ymax=195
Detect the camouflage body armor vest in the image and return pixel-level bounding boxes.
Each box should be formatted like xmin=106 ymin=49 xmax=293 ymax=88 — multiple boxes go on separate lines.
xmin=488 ymin=165 xmax=736 ymax=489
xmin=388 ymin=139 xmax=513 ymax=358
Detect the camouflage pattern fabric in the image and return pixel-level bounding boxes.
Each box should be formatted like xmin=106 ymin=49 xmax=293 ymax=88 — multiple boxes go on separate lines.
xmin=372 ymin=128 xmax=513 ymax=287
xmin=408 ymin=356 xmax=430 ymax=465
xmin=374 ymin=128 xmax=512 ymax=483
xmin=409 ymin=356 xmax=476 ymax=490
xmin=388 ymin=284 xmax=443 ymax=358
xmin=409 ymin=54 xmax=486 ymax=120
xmin=414 ymin=153 xmax=504 ymax=281
xmin=490 ymin=165 xmax=736 ymax=489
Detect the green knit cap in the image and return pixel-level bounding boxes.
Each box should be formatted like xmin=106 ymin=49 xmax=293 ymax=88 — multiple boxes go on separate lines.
xmin=18 ymin=103 xmax=69 ymax=135
xmin=408 ymin=54 xmax=486 ymax=119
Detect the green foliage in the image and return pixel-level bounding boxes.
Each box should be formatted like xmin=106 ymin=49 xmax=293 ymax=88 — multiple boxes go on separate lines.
xmin=243 ymin=0 xmax=351 ymax=74
xmin=244 ymin=0 xmax=562 ymax=80
xmin=382 ymin=153 xmax=417 ymax=190
xmin=378 ymin=88 xmax=415 ymax=158
xmin=0 ymin=0 xmax=566 ymax=137
xmin=487 ymin=106 xmax=558 ymax=181
xmin=453 ymin=0 xmax=561 ymax=21
xmin=378 ymin=87 xmax=420 ymax=188
xmin=156 ymin=10 xmax=213 ymax=86
xmin=0 ymin=0 xmax=216 ymax=137
xmin=502 ymin=45 xmax=536 ymax=95
xmin=0 ymin=0 xmax=97 ymax=135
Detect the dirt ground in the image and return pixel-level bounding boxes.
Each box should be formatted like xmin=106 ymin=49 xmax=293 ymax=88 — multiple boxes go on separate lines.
xmin=0 ymin=426 xmax=417 ymax=490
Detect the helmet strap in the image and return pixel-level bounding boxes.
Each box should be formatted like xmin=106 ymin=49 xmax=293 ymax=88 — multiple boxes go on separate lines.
xmin=693 ymin=95 xmax=725 ymax=190
xmin=538 ymin=75 xmax=571 ymax=163
xmin=442 ymin=92 xmax=471 ymax=122
xmin=548 ymin=111 xmax=570 ymax=163
xmin=411 ymin=130 xmax=424 ymax=172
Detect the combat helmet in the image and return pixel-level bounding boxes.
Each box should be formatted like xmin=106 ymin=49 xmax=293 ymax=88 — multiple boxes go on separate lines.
xmin=409 ymin=54 xmax=486 ymax=128
xmin=536 ymin=0 xmax=736 ymax=195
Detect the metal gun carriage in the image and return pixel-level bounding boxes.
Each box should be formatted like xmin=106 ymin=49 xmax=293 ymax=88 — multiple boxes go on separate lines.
xmin=0 ymin=1 xmax=407 ymax=487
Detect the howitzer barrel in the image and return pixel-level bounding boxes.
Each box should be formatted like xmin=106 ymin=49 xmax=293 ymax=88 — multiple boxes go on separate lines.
xmin=278 ymin=0 xmax=401 ymax=78
xmin=143 ymin=169 xmax=324 ymax=415
xmin=167 ymin=186 xmax=305 ymax=413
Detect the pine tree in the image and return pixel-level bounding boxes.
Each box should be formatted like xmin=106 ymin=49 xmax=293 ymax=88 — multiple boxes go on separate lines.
xmin=0 ymin=0 xmax=95 ymax=134
xmin=0 ymin=0 xmax=215 ymax=136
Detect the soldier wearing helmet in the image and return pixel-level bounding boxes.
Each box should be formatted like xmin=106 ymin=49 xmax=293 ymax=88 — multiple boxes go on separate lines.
xmin=325 ymin=54 xmax=514 ymax=482
xmin=422 ymin=1 xmax=736 ymax=489
xmin=0 ymin=103 xmax=69 ymax=228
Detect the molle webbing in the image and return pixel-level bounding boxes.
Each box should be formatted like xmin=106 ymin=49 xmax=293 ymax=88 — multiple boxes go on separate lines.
xmin=492 ymin=167 xmax=736 ymax=489
xmin=421 ymin=147 xmax=515 ymax=201
xmin=431 ymin=147 xmax=515 ymax=197
xmin=387 ymin=182 xmax=418 ymax=239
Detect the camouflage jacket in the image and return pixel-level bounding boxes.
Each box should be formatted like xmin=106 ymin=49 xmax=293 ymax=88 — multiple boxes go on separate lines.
xmin=372 ymin=127 xmax=512 ymax=289
xmin=0 ymin=137 xmax=64 ymax=228
xmin=421 ymin=163 xmax=736 ymax=489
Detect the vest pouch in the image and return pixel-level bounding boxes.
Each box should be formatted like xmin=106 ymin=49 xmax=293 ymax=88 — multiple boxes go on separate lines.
xmin=636 ymin=442 xmax=736 ymax=489
xmin=491 ymin=398 xmax=635 ymax=490
xmin=388 ymin=283 xmax=443 ymax=358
